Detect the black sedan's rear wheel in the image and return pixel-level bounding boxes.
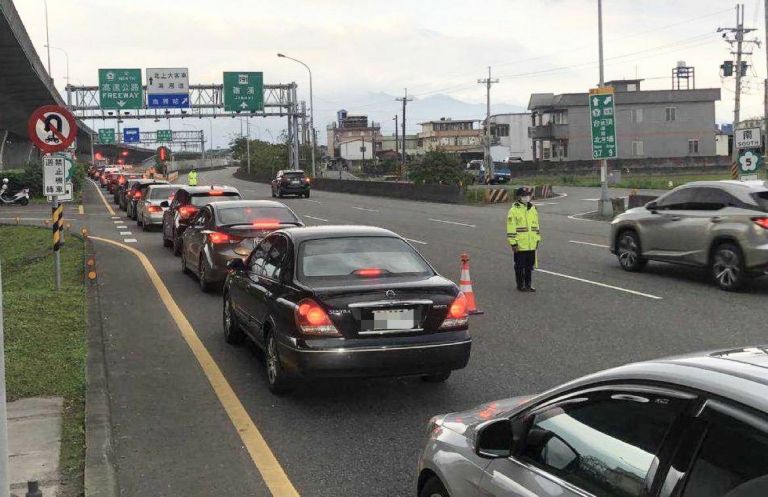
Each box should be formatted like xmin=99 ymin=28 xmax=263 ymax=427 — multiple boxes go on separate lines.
xmin=266 ymin=332 xmax=293 ymax=395
xmin=198 ymin=255 xmax=213 ymax=293
xmin=617 ymin=230 xmax=647 ymax=272
xmin=223 ymin=297 xmax=244 ymax=345
xmin=419 ymin=476 xmax=450 ymax=497
xmin=180 ymin=246 xmax=190 ymax=274
xmin=421 ymin=371 xmax=451 ymax=383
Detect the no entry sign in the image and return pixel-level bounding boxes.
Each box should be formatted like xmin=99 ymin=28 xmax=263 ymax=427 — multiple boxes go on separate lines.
xmin=27 ymin=105 xmax=78 ymax=153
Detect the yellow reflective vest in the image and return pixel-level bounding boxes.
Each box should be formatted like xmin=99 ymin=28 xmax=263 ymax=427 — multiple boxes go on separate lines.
xmin=506 ymin=201 xmax=541 ymax=251
xmin=188 ymin=170 xmax=198 ymax=186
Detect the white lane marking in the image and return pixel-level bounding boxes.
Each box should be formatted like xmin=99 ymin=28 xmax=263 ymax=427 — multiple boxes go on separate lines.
xmin=305 ymin=199 xmax=321 ymax=204
xmin=351 ymin=206 xmax=379 ymax=213
xmin=428 ymin=218 xmax=476 ymax=228
xmin=116 ymin=225 xmax=128 ymax=229
xmin=537 ymin=269 xmax=662 ymax=300
xmin=404 ymin=238 xmax=428 ymax=245
xmin=113 ymin=220 xmax=122 ymax=223
xmin=533 ymin=202 xmax=558 ymax=206
xmin=111 ymin=216 xmax=120 ymax=219
xmin=567 ymin=210 xmax=602 ymax=222
xmin=119 ymin=231 xmax=133 ymax=236
xmin=123 ymin=238 xmax=138 ymax=243
xmin=581 ymin=198 xmax=600 ymax=202
xmin=304 ymin=215 xmax=328 ymax=222
xmin=569 ymin=240 xmax=610 ymax=249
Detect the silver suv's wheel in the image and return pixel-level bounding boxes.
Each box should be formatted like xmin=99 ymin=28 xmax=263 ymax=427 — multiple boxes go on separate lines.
xmin=712 ymin=243 xmax=744 ymax=291
xmin=617 ymin=231 xmax=647 ymax=272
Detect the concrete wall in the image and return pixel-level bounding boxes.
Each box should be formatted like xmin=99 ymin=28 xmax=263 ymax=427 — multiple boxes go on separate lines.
xmin=507 ymin=155 xmax=730 ymax=178
xmin=566 ymin=101 xmax=717 ymax=160
xmin=0 ymin=140 xmax=38 ymax=170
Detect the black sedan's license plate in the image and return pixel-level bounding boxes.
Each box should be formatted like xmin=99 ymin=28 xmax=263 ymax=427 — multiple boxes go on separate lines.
xmin=370 ymin=309 xmax=415 ymax=330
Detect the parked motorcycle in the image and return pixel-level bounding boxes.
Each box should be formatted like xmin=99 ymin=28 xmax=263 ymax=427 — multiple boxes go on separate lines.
xmin=0 ymin=188 xmax=30 ymax=206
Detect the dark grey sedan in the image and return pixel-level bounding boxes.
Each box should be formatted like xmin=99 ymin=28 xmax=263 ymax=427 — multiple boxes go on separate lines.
xmin=418 ymin=346 xmax=768 ymax=497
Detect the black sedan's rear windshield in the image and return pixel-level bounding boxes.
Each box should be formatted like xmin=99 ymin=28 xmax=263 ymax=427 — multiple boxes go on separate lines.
xmin=190 ymin=192 xmax=240 ymax=206
xmin=283 ymin=172 xmax=305 ymax=179
xmin=752 ymin=192 xmax=768 ymax=211
xmin=217 ymin=206 xmax=299 ymax=225
xmin=297 ymin=236 xmax=433 ymax=283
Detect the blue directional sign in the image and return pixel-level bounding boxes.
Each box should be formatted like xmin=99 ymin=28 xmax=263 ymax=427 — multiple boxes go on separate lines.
xmin=123 ymin=128 xmax=141 ymax=143
xmin=147 ymin=94 xmax=190 ymax=109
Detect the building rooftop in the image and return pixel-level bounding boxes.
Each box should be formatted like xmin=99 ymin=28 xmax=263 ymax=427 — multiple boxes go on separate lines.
xmin=528 ymin=88 xmax=721 ymax=110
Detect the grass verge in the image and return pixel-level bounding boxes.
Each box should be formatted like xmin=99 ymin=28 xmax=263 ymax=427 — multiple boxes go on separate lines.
xmin=501 ymin=172 xmax=737 ymax=190
xmin=0 ymin=226 xmax=86 ymax=497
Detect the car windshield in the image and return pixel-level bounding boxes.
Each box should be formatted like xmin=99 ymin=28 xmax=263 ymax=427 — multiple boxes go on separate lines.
xmin=190 ymin=192 xmax=240 ymax=206
xmin=148 ymin=186 xmax=180 ymax=199
xmin=752 ymin=191 xmax=768 ymax=211
xmin=217 ymin=206 xmax=299 ymax=225
xmin=297 ymin=236 xmax=433 ymax=282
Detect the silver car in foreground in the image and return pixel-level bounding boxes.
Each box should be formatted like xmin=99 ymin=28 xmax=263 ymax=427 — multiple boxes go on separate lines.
xmin=417 ymin=346 xmax=768 ymax=497
xmin=609 ymin=180 xmax=768 ymax=290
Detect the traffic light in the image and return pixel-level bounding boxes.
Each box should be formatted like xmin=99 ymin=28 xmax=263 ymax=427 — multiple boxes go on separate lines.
xmin=722 ymin=60 xmax=734 ymax=77
xmin=157 ymin=146 xmax=170 ymax=162
xmin=121 ymin=150 xmax=129 ymax=157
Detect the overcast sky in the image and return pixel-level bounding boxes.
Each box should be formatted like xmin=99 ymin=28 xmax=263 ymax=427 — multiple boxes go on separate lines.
xmin=14 ymin=0 xmax=768 ymax=144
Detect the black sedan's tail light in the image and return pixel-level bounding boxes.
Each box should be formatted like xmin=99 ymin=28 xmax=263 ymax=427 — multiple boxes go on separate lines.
xmin=439 ymin=292 xmax=469 ymax=330
xmin=295 ymin=299 xmax=341 ymax=336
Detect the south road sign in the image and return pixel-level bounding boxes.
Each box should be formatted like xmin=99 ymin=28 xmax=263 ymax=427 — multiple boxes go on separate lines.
xmin=27 ymin=105 xmax=78 ymax=153
xmin=223 ymin=72 xmax=264 ymax=112
xmin=99 ymin=68 xmax=143 ymax=109
xmin=157 ymin=129 xmax=173 ymax=142
xmin=98 ymin=128 xmax=115 ymax=144
xmin=738 ymin=148 xmax=763 ymax=180
xmin=123 ymin=128 xmax=141 ymax=143
xmin=147 ymin=67 xmax=190 ymax=109
xmin=589 ymin=87 xmax=617 ymax=160
xmin=735 ymin=127 xmax=762 ymax=149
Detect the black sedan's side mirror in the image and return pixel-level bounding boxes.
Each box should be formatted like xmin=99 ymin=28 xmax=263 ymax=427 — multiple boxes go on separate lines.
xmin=226 ymin=259 xmax=245 ymax=271
xmin=646 ymin=201 xmax=658 ymax=211
xmin=160 ymin=201 xmax=169 ymax=208
xmin=475 ymin=419 xmax=514 ymax=459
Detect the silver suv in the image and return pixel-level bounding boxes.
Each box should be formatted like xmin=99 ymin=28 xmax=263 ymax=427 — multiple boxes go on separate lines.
xmin=609 ymin=180 xmax=768 ymax=290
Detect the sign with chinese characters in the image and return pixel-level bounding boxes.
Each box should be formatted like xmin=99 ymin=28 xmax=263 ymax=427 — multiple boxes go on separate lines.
xmin=98 ymin=69 xmax=143 ymax=109
xmin=589 ymin=86 xmax=617 ymax=160
xmin=98 ymin=128 xmax=115 ymax=144
xmin=738 ymin=148 xmax=763 ymax=181
xmin=123 ymin=128 xmax=141 ymax=143
xmin=223 ymin=72 xmax=263 ymax=112
xmin=43 ymin=155 xmax=72 ymax=197
xmin=735 ymin=127 xmax=762 ymax=150
xmin=156 ymin=129 xmax=173 ymax=142
xmin=146 ymin=68 xmax=190 ymax=108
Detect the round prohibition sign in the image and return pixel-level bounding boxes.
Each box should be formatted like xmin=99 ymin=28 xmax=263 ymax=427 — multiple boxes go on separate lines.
xmin=27 ymin=105 xmax=78 ymax=153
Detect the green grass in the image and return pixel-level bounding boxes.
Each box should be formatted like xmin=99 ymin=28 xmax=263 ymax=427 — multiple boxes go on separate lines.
xmin=0 ymin=226 xmax=86 ymax=496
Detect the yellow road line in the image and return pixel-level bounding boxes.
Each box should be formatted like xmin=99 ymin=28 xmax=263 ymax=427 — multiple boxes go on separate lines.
xmin=90 ymin=236 xmax=299 ymax=497
xmin=78 ymin=204 xmax=85 ymax=215
xmin=88 ymin=179 xmax=116 ymax=215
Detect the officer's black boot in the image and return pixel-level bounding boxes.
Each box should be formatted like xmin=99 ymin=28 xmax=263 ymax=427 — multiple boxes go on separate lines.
xmin=524 ymin=268 xmax=535 ymax=292
xmin=515 ymin=270 xmax=525 ymax=291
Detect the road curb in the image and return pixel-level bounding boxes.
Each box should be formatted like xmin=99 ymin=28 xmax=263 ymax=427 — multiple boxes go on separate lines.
xmin=83 ymin=217 xmax=119 ymax=497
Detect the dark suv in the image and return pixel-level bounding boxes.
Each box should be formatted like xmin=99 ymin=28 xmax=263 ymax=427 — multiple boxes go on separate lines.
xmin=161 ymin=185 xmax=241 ymax=255
xmin=271 ymin=170 xmax=311 ymax=198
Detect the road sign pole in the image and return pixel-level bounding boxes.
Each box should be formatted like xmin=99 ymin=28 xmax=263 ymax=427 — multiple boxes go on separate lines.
xmin=52 ymin=197 xmax=62 ymax=291
xmin=597 ymin=0 xmax=611 ymax=217
xmin=0 ymin=262 xmax=10 ymax=497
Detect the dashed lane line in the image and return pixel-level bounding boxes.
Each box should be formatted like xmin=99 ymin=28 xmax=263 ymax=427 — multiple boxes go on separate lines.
xmin=304 ymin=199 xmax=321 ymax=204
xmin=351 ymin=206 xmax=379 ymax=213
xmin=119 ymin=231 xmax=132 ymax=236
xmin=428 ymin=218 xmax=476 ymax=228
xmin=537 ymin=268 xmax=662 ymax=300
xmin=78 ymin=205 xmax=85 ymax=215
xmin=89 ymin=236 xmax=300 ymax=497
xmin=123 ymin=238 xmax=138 ymax=243
xmin=304 ymin=215 xmax=328 ymax=222
xmin=116 ymin=225 xmax=128 ymax=229
xmin=569 ymin=240 xmax=610 ymax=249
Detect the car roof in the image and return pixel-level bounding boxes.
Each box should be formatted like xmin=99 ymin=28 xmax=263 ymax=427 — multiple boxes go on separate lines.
xmin=563 ymin=346 xmax=768 ymax=413
xmin=209 ymin=200 xmax=291 ymax=210
xmin=131 ymin=179 xmax=165 ymax=185
xmin=179 ymin=185 xmax=240 ymax=194
xmin=680 ymin=180 xmax=768 ymax=192
xmin=279 ymin=225 xmax=399 ymax=242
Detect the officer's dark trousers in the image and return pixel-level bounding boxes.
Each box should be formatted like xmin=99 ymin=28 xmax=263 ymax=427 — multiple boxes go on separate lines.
xmin=514 ymin=250 xmax=536 ymax=289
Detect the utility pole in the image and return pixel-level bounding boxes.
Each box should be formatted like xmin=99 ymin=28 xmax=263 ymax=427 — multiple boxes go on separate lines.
xmin=396 ymin=89 xmax=413 ymax=174
xmin=0 ymin=264 xmax=9 ymax=497
xmin=719 ymin=4 xmax=758 ymax=163
xmin=764 ymin=0 xmax=768 ymax=162
xmin=597 ymin=0 xmax=611 ymax=217
xmin=246 ymin=119 xmax=251 ymax=175
xmin=394 ymin=115 xmax=399 ymax=157
xmin=478 ymin=66 xmax=499 ymax=179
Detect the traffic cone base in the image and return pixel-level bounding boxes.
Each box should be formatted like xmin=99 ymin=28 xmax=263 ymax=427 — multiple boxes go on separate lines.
xmin=459 ymin=253 xmax=484 ymax=315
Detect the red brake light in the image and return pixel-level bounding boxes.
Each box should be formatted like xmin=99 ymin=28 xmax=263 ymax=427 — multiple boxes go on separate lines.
xmin=119 ymin=176 xmax=126 ymax=185
xmin=208 ymin=231 xmax=231 ymax=244
xmin=252 ymin=219 xmax=281 ymax=230
xmin=294 ymin=299 xmax=340 ymax=336
xmin=753 ymin=217 xmax=768 ymax=229
xmin=147 ymin=205 xmax=162 ymax=213
xmin=209 ymin=190 xmax=224 ymax=196
xmin=179 ymin=205 xmax=198 ymax=218
xmin=354 ymin=268 xmax=383 ymax=277
xmin=440 ymin=292 xmax=469 ymax=330
xmin=133 ymin=191 xmax=142 ymax=199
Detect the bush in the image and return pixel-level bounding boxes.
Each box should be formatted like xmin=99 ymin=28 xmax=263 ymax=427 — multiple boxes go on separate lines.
xmin=3 ymin=160 xmax=86 ymax=199
xmin=409 ymin=150 xmax=470 ymax=185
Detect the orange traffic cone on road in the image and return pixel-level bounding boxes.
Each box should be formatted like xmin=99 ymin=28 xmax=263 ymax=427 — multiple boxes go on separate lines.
xmin=459 ymin=253 xmax=483 ymax=315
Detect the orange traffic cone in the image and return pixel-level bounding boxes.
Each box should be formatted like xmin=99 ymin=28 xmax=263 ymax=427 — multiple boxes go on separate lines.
xmin=460 ymin=253 xmax=483 ymax=315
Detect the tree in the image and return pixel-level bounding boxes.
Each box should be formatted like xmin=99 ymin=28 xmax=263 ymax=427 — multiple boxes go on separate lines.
xmin=408 ymin=149 xmax=469 ymax=185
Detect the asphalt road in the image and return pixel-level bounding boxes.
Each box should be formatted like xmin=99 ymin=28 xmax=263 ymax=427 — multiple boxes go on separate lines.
xmin=82 ymin=169 xmax=768 ymax=497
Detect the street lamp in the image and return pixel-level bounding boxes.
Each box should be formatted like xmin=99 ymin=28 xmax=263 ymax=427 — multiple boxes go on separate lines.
xmin=277 ymin=53 xmax=316 ymax=176
xmin=43 ymin=0 xmax=51 ymax=77
xmin=46 ymin=45 xmax=69 ymax=87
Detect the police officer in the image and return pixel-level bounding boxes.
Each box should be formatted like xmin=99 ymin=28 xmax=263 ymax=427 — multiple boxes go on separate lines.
xmin=188 ymin=168 xmax=198 ymax=186
xmin=506 ymin=186 xmax=541 ymax=292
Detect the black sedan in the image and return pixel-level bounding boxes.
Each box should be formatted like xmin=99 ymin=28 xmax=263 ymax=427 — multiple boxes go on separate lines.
xmin=271 ymin=169 xmax=311 ymax=198
xmin=223 ymin=226 xmax=472 ymax=394
xmin=180 ymin=200 xmax=304 ymax=292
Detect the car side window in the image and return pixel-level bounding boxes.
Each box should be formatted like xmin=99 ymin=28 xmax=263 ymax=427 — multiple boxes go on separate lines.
xmin=263 ymin=236 xmax=288 ymax=280
xmin=680 ymin=402 xmax=768 ymax=497
xmin=656 ymin=188 xmax=696 ymax=210
xmin=249 ymin=240 xmax=271 ymax=277
xmin=520 ymin=390 xmax=687 ymax=497
xmin=688 ymin=188 xmax=742 ymax=211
